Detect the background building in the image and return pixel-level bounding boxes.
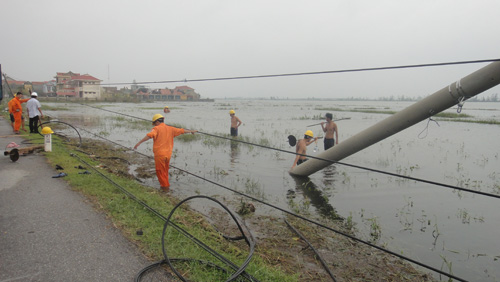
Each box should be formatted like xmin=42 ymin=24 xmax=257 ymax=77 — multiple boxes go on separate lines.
xmin=55 ymin=71 xmax=102 ymax=99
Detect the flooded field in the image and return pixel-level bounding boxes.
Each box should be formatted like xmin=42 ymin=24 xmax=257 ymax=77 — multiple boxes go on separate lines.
xmin=44 ymin=99 xmax=500 ymax=281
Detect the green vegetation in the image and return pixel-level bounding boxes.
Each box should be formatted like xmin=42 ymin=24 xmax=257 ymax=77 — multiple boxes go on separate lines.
xmin=139 ymin=107 xmax=182 ymax=110
xmin=315 ymin=106 xmax=500 ymax=125
xmin=40 ymin=104 xmax=71 ymax=111
xmin=315 ymin=107 xmax=397 ymax=115
xmin=434 ymin=112 xmax=472 ymax=118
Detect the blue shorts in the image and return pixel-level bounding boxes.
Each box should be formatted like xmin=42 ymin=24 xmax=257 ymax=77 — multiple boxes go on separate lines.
xmin=230 ymin=127 xmax=238 ymax=137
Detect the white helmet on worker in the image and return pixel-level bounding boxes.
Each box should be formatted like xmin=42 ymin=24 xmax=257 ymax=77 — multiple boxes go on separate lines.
xmin=31 ymin=92 xmax=38 ymax=97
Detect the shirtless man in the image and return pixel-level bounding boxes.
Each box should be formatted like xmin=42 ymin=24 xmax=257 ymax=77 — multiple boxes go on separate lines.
xmin=320 ymin=113 xmax=338 ymax=150
xmin=229 ymin=109 xmax=242 ymax=137
xmin=291 ymin=130 xmax=318 ymax=169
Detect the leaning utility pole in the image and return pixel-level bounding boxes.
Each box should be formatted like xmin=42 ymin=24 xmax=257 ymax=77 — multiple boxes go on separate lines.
xmin=290 ymin=61 xmax=500 ymax=177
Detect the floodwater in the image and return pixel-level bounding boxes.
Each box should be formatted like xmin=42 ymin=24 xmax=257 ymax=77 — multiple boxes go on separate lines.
xmin=45 ymin=99 xmax=500 ymax=282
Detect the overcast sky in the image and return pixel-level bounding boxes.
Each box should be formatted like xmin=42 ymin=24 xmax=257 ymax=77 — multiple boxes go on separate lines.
xmin=2 ymin=0 xmax=500 ymax=99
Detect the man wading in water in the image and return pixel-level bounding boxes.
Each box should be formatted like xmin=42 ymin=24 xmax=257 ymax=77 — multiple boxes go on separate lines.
xmin=134 ymin=114 xmax=197 ymax=192
xmin=229 ymin=109 xmax=242 ymax=137
xmin=291 ymin=130 xmax=318 ymax=169
xmin=320 ymin=113 xmax=338 ymax=150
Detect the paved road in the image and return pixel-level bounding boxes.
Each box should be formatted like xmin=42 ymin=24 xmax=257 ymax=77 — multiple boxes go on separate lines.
xmin=0 ymin=116 xmax=150 ymax=281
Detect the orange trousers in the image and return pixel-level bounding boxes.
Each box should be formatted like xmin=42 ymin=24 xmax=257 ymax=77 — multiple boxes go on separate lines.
xmin=154 ymin=155 xmax=171 ymax=188
xmin=13 ymin=112 xmax=23 ymax=131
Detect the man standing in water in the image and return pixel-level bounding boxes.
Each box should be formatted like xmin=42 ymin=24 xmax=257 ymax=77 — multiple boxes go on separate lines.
xmin=291 ymin=130 xmax=318 ymax=169
xmin=133 ymin=114 xmax=197 ymax=192
xmin=320 ymin=113 xmax=338 ymax=150
xmin=229 ymin=109 xmax=242 ymax=137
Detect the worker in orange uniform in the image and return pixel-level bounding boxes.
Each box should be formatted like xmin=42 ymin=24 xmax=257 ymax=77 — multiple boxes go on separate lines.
xmin=10 ymin=92 xmax=30 ymax=134
xmin=133 ymin=114 xmax=197 ymax=192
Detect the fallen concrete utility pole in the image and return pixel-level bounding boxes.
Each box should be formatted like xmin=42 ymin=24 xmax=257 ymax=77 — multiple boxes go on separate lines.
xmin=290 ymin=61 xmax=500 ymax=177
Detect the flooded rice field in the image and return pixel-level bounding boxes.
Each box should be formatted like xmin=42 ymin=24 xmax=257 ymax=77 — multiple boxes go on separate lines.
xmin=45 ymin=99 xmax=500 ymax=281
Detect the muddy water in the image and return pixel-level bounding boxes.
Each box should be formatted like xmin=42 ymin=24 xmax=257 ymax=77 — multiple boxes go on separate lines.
xmin=45 ymin=99 xmax=500 ymax=282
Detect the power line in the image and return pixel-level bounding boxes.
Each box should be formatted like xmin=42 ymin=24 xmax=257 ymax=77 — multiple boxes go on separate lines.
xmin=72 ymin=101 xmax=500 ymax=200
xmin=101 ymin=58 xmax=500 ymax=86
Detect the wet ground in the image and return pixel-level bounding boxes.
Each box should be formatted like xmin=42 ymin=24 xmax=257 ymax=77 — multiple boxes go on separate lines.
xmin=42 ymin=99 xmax=500 ymax=282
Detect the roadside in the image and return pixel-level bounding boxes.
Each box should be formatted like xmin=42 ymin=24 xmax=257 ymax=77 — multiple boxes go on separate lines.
xmin=0 ymin=116 xmax=149 ymax=281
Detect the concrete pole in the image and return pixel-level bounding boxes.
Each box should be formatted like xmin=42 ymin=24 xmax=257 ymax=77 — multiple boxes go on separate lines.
xmin=290 ymin=61 xmax=500 ymax=177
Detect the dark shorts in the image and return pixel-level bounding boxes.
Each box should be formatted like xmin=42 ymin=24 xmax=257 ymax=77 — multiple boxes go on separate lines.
xmin=10 ymin=113 xmax=14 ymax=122
xmin=297 ymin=158 xmax=308 ymax=166
xmin=324 ymin=138 xmax=335 ymax=150
xmin=230 ymin=127 xmax=238 ymax=137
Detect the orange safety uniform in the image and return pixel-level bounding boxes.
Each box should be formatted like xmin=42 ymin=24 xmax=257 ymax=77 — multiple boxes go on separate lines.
xmin=10 ymin=97 xmax=29 ymax=132
xmin=8 ymin=98 xmax=15 ymax=121
xmin=146 ymin=123 xmax=185 ymax=188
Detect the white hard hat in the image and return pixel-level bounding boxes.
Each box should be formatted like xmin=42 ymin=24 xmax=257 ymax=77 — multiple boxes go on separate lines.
xmin=31 ymin=92 xmax=38 ymax=97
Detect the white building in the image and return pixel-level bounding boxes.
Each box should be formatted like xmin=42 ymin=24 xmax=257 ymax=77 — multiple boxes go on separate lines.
xmin=55 ymin=71 xmax=102 ymax=99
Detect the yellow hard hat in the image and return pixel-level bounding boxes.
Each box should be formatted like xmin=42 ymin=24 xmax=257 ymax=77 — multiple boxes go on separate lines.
xmin=41 ymin=127 xmax=54 ymax=135
xmin=229 ymin=110 xmax=235 ymax=114
xmin=305 ymin=130 xmax=314 ymax=137
xmin=152 ymin=114 xmax=164 ymax=122
xmin=164 ymin=106 xmax=169 ymax=109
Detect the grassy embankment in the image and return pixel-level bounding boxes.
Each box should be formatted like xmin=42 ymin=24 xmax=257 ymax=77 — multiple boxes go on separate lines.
xmin=12 ymin=127 xmax=298 ymax=281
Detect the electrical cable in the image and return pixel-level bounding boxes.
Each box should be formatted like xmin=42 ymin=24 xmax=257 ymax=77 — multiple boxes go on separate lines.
xmin=70 ymin=153 xmax=259 ymax=282
xmin=69 ymin=102 xmax=500 ymax=200
xmin=284 ymin=219 xmax=337 ymax=282
xmin=162 ymin=195 xmax=257 ymax=282
xmin=100 ymin=58 xmax=500 ymax=86
xmin=38 ymin=120 xmax=82 ymax=147
xmin=65 ymin=121 xmax=467 ymax=281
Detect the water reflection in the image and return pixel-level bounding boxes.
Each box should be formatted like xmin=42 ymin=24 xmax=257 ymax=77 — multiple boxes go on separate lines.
xmin=229 ymin=139 xmax=240 ymax=167
xmin=289 ymin=176 xmax=342 ymax=221
xmin=321 ymin=165 xmax=337 ymax=187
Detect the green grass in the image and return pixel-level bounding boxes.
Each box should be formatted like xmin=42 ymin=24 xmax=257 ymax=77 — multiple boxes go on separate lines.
xmin=139 ymin=107 xmax=182 ymax=110
xmin=40 ymin=104 xmax=71 ymax=111
xmin=434 ymin=112 xmax=473 ymax=118
xmin=315 ymin=107 xmax=397 ymax=115
xmin=21 ymin=133 xmax=298 ymax=281
xmin=314 ymin=106 xmax=500 ymax=124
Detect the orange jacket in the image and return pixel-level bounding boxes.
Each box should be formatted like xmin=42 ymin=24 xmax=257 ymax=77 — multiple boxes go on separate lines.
xmin=8 ymin=98 xmax=15 ymax=113
xmin=146 ymin=123 xmax=185 ymax=157
xmin=10 ymin=97 xmax=29 ymax=115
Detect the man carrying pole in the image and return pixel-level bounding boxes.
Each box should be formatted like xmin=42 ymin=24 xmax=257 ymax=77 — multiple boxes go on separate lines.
xmin=320 ymin=113 xmax=338 ymax=150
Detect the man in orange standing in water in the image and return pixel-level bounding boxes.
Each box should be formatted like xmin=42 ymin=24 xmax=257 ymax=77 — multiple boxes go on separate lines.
xmin=10 ymin=92 xmax=30 ymax=134
xmin=134 ymin=114 xmax=197 ymax=192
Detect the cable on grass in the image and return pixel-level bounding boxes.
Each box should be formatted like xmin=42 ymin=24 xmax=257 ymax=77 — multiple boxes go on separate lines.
xmin=160 ymin=195 xmax=257 ymax=282
xmin=39 ymin=120 xmax=82 ymax=147
xmin=69 ymin=153 xmax=258 ymax=282
xmin=284 ymin=219 xmax=337 ymax=282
